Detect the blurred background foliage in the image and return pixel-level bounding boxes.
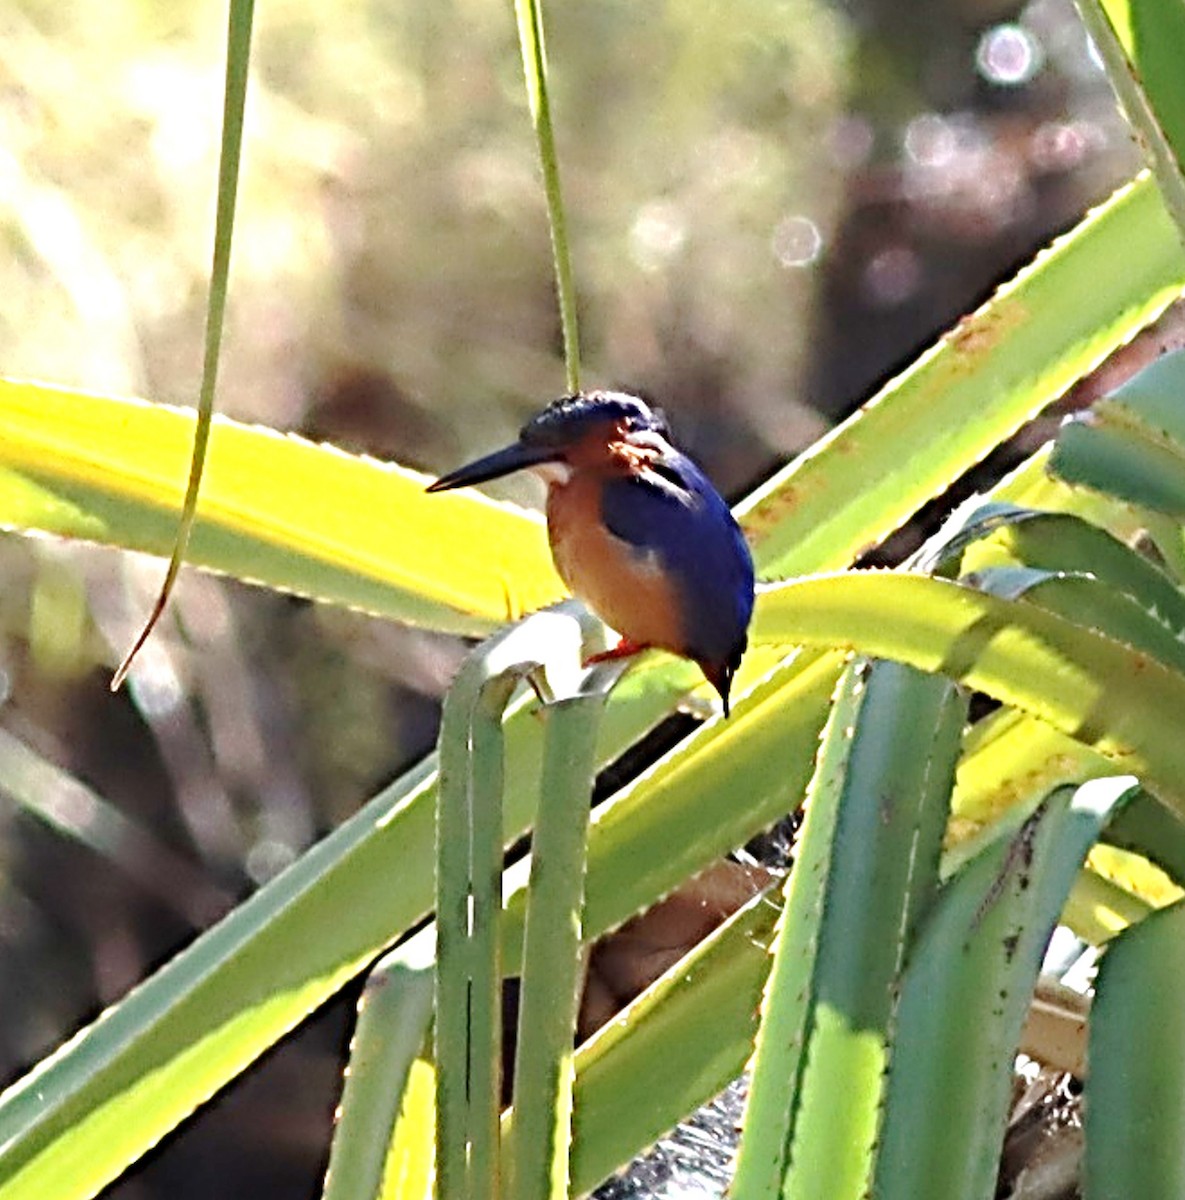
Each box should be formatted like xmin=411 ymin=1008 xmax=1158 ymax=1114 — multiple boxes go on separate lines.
xmin=0 ymin=0 xmax=1151 ymax=1194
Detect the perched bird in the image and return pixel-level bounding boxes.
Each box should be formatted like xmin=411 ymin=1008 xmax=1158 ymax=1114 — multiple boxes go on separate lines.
xmin=427 ymin=391 xmax=755 ymax=715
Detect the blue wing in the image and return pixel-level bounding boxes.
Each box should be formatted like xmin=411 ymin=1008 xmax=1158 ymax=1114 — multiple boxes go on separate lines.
xmin=599 ymin=451 xmax=754 ymax=666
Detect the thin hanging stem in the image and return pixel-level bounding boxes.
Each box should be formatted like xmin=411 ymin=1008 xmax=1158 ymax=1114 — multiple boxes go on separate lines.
xmin=514 ymin=0 xmax=582 ymax=395
xmin=112 ymin=0 xmax=255 ymax=689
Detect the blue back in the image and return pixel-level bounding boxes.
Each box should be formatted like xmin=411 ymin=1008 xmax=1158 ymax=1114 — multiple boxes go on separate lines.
xmin=599 ymin=452 xmax=754 ymax=667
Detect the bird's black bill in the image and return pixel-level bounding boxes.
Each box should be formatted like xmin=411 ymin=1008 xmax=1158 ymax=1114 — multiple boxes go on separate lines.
xmin=426 ymin=441 xmax=560 ymax=492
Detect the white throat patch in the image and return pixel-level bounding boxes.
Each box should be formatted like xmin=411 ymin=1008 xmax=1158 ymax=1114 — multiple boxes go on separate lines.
xmin=531 ymin=461 xmax=573 ymax=486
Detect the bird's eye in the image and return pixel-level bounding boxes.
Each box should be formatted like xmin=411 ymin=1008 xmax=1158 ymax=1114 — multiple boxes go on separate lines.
xmin=626 ymin=409 xmax=661 ymax=433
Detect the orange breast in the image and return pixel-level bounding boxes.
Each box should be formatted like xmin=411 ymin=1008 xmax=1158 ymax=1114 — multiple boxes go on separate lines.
xmin=546 ymin=472 xmax=687 ymax=655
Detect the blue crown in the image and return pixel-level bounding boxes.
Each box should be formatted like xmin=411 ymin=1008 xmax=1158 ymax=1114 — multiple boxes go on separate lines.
xmin=521 ymin=390 xmax=670 ymax=447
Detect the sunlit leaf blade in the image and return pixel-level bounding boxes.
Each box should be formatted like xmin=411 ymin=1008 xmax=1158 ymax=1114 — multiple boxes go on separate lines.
xmin=780 ymin=668 xmax=964 ymax=1200
xmin=969 ymin=567 xmax=1185 ymax=675
xmin=0 ymin=381 xmax=563 ymax=637
xmin=0 ymin=744 xmax=443 ymax=1200
xmin=508 ymin=692 xmax=604 ymax=1200
xmin=1074 ymin=1 xmax=1185 ymax=239
xmin=1051 ymin=417 xmax=1185 ymax=521
xmin=569 ymin=888 xmax=780 ymax=1196
xmin=936 ymin=459 xmax=1185 ymax=918
xmin=946 ymin=709 xmax=1173 ymax=934
xmin=954 ymin=507 xmax=1185 ymax=638
xmin=436 ymin=679 xmax=503 ymax=1200
xmin=1062 ymin=862 xmax=1154 ymax=943
xmin=574 ymin=647 xmax=842 ymax=945
xmin=1050 ymin=348 xmax=1185 ymax=522
xmin=1086 ymin=899 xmax=1185 ymax=1199
xmin=730 ymin=669 xmax=860 ymax=1200
xmin=5 ymin=457 xmax=1173 ymax=1199
xmin=380 ymin=1055 xmax=435 ymax=1200
xmin=1103 ymin=788 xmax=1185 ymax=886
xmin=924 ymin=460 xmax=1185 ymax=847
xmin=434 ymin=609 xmax=589 ymax=1200
xmin=986 ymin=443 xmax=1180 ymax=572
xmin=487 ymin=645 xmax=841 ymax=989
xmin=1088 ymin=836 xmax=1185 ymax=912
xmin=874 ymin=777 xmax=1139 ymax=1200
xmin=950 ymin=708 xmax=1108 ymax=832
xmin=738 ymin=173 xmax=1185 ymax=579
xmin=565 ymin=786 xmax=1137 ymax=1198
xmin=322 ymin=936 xmax=435 ymax=1200
xmin=0 ymin=647 xmax=736 ymax=1200
xmin=1101 ymin=0 xmax=1185 ymax=169
xmin=733 ymin=662 xmax=965 ymax=1200
xmin=752 ymin=572 xmax=1185 ymax=812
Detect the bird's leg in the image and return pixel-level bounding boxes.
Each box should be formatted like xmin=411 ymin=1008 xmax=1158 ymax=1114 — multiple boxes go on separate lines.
xmin=584 ymin=637 xmax=648 ymax=666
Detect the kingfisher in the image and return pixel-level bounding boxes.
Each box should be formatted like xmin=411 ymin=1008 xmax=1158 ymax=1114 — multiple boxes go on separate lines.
xmin=427 ymin=391 xmax=755 ymax=715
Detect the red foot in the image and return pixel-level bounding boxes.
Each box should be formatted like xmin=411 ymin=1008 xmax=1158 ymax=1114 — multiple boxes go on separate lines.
xmin=584 ymin=637 xmax=649 ymax=666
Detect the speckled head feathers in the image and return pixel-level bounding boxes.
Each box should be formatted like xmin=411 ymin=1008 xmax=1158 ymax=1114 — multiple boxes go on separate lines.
xmin=520 ymin=391 xmax=670 ymax=449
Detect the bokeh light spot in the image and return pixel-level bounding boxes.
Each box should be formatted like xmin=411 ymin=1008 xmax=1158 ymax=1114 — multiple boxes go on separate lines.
xmin=904 ymin=113 xmax=957 ymax=167
xmin=629 ymin=202 xmax=687 ymax=273
xmin=976 ymin=24 xmax=1045 ymax=86
xmin=246 ymin=838 xmax=297 ymax=885
xmin=1029 ymin=120 xmax=1098 ymax=172
xmin=772 ymin=215 xmax=823 ymax=268
xmin=862 ymin=246 xmax=923 ymax=308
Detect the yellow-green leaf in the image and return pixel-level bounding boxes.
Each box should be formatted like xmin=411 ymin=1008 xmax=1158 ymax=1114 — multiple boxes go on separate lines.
xmin=0 ymin=380 xmax=565 ymax=637
xmin=752 ymin=571 xmax=1185 ymax=812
